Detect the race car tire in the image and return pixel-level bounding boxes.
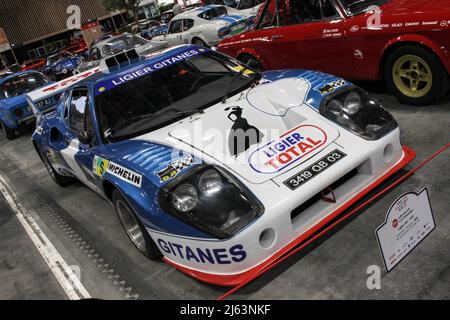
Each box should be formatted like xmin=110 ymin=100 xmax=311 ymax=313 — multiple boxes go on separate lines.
xmin=192 ymin=37 xmax=208 ymax=48
xmin=1 ymin=121 xmax=15 ymax=140
xmin=385 ymin=45 xmax=448 ymax=106
xmin=113 ymin=190 xmax=162 ymax=260
xmin=38 ymin=147 xmax=74 ymax=187
xmin=239 ymin=54 xmax=263 ymax=72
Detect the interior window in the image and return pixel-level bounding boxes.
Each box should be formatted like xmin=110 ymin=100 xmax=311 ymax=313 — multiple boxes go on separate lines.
xmin=198 ymin=6 xmax=228 ymax=20
xmin=257 ymin=0 xmax=277 ymax=29
xmin=169 ymin=20 xmax=183 ymax=34
xmin=183 ymin=19 xmax=194 ymax=31
xmin=286 ymin=0 xmax=339 ymax=25
xmin=69 ymin=89 xmax=89 ymax=134
xmin=89 ymin=48 xmax=101 ymax=61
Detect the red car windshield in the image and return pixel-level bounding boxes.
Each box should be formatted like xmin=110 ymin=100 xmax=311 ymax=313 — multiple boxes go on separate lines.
xmin=339 ymin=0 xmax=389 ymax=15
xmin=0 ymin=73 xmax=48 ymax=99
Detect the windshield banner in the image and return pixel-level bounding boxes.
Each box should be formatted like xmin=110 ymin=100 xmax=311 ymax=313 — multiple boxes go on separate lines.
xmin=94 ymin=47 xmax=209 ymax=96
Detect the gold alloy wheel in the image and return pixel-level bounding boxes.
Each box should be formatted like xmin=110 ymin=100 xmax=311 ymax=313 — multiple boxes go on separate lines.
xmin=392 ymin=55 xmax=433 ymax=98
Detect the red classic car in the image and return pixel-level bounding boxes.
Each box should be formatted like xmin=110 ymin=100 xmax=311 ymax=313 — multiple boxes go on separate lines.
xmin=21 ymin=58 xmax=46 ymax=71
xmin=217 ymin=0 xmax=450 ymax=105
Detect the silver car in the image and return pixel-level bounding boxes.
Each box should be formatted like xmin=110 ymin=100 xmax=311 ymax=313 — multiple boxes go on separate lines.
xmin=76 ymin=33 xmax=168 ymax=73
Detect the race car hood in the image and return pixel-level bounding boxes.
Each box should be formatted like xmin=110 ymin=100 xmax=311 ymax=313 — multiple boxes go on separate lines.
xmin=163 ymin=77 xmax=340 ymax=184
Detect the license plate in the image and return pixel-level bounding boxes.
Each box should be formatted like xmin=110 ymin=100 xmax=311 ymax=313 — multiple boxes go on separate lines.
xmin=283 ymin=150 xmax=347 ymax=190
xmin=28 ymin=98 xmax=52 ymax=112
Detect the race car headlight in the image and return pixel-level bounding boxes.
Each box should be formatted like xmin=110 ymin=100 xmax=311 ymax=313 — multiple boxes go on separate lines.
xmin=159 ymin=165 xmax=264 ymax=239
xmin=320 ymin=87 xmax=398 ymax=140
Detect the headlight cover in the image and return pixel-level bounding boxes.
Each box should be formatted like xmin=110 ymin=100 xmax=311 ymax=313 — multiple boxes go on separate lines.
xmin=320 ymin=87 xmax=398 ymax=140
xmin=159 ymin=165 xmax=264 ymax=239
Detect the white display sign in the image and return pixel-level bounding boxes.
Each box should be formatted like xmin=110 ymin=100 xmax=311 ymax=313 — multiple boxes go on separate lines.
xmin=376 ymin=188 xmax=435 ymax=272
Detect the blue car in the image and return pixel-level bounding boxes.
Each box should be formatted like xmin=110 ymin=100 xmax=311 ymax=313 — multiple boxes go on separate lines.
xmin=0 ymin=70 xmax=57 ymax=140
xmin=29 ymin=45 xmax=410 ymax=286
xmin=141 ymin=24 xmax=169 ymax=40
xmin=43 ymin=51 xmax=82 ymax=79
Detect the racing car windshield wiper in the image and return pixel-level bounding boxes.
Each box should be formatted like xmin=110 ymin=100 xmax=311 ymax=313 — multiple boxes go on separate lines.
xmin=221 ymin=61 xmax=253 ymax=104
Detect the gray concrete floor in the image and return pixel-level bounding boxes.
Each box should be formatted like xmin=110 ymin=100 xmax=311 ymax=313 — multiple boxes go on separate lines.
xmin=0 ymin=81 xmax=449 ymax=300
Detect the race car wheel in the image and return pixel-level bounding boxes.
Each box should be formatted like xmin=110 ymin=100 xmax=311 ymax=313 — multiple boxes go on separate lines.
xmin=113 ymin=190 xmax=162 ymax=260
xmin=239 ymin=54 xmax=263 ymax=72
xmin=192 ymin=38 xmax=208 ymax=48
xmin=39 ymin=147 xmax=74 ymax=187
xmin=385 ymin=45 xmax=447 ymax=106
xmin=1 ymin=121 xmax=15 ymax=140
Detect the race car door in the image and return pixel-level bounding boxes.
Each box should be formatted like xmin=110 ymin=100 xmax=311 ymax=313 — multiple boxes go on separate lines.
xmin=262 ymin=0 xmax=355 ymax=78
xmin=165 ymin=19 xmax=185 ymax=47
xmin=60 ymin=87 xmax=103 ymax=194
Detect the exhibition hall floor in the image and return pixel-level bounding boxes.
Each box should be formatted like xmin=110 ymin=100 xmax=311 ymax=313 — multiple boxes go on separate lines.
xmin=1 ymin=82 xmax=449 ymax=300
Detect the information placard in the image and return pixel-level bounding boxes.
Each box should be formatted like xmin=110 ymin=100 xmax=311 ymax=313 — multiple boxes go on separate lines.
xmin=376 ymin=188 xmax=435 ymax=272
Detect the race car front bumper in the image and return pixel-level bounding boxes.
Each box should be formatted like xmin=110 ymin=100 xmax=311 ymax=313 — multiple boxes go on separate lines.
xmin=151 ymin=129 xmax=416 ymax=286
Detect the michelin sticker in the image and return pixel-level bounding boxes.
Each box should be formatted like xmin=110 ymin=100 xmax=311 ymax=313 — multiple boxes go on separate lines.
xmin=93 ymin=156 xmax=142 ymax=188
xmin=376 ymin=188 xmax=435 ymax=272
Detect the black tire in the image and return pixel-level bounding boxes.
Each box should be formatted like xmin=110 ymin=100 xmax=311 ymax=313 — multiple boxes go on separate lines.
xmin=384 ymin=45 xmax=448 ymax=106
xmin=1 ymin=121 xmax=15 ymax=140
xmin=239 ymin=54 xmax=264 ymax=72
xmin=192 ymin=37 xmax=208 ymax=48
xmin=113 ymin=190 xmax=162 ymax=260
xmin=38 ymin=147 xmax=74 ymax=187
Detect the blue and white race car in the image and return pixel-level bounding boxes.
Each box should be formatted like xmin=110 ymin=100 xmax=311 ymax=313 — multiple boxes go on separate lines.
xmin=43 ymin=51 xmax=82 ymax=79
xmin=28 ymin=45 xmax=415 ymax=286
xmin=156 ymin=5 xmax=255 ymax=48
xmin=0 ymin=70 xmax=57 ymax=140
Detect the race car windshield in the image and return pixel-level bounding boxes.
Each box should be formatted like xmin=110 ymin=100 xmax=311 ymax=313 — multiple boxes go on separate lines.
xmin=102 ymin=35 xmax=148 ymax=56
xmin=339 ymin=0 xmax=389 ymax=15
xmin=0 ymin=73 xmax=48 ymax=99
xmin=95 ymin=51 xmax=260 ymax=142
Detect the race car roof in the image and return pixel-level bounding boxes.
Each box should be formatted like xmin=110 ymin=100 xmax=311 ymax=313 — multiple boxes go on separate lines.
xmin=174 ymin=5 xmax=223 ymax=19
xmin=27 ymin=45 xmax=206 ymax=103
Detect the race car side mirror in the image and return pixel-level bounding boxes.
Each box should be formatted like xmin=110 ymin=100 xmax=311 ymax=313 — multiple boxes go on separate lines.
xmin=78 ymin=131 xmax=93 ymax=145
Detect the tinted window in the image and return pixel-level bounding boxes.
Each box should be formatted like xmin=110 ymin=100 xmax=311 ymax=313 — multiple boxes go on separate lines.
xmin=183 ymin=19 xmax=195 ymax=31
xmin=95 ymin=52 xmax=259 ymax=142
xmin=169 ymin=20 xmax=183 ymax=33
xmin=89 ymin=48 xmax=102 ymax=61
xmin=0 ymin=73 xmax=48 ymax=99
xmin=287 ymin=0 xmax=339 ymax=25
xmin=69 ymin=89 xmax=89 ymax=134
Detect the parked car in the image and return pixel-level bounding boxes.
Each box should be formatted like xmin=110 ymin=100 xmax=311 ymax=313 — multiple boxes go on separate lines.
xmin=217 ymin=0 xmax=450 ymax=106
xmin=141 ymin=24 xmax=169 ymax=40
xmin=65 ymin=37 xmax=88 ymax=55
xmin=21 ymin=58 xmax=46 ymax=72
xmin=0 ymin=71 xmax=57 ymax=140
xmin=75 ymin=33 xmax=168 ymax=73
xmin=28 ymin=44 xmax=414 ymax=285
xmin=160 ymin=10 xmax=176 ymax=24
xmin=156 ymin=5 xmax=255 ymax=48
xmin=43 ymin=51 xmax=83 ymax=80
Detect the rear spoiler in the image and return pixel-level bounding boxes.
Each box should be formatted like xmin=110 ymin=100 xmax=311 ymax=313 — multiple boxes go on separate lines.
xmin=26 ymin=67 xmax=102 ymax=117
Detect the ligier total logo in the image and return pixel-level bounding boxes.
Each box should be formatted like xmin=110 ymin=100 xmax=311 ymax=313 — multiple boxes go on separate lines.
xmin=248 ymin=125 xmax=328 ymax=174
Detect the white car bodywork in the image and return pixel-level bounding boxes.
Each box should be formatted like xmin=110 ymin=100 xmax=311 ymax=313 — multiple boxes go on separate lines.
xmin=76 ymin=33 xmax=168 ymax=73
xmin=156 ymin=5 xmax=254 ymax=47
xmin=135 ymin=74 xmax=413 ymax=283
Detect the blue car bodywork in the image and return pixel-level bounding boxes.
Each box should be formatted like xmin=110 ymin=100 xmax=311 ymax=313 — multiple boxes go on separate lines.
xmin=0 ymin=71 xmax=57 ymax=139
xmin=43 ymin=52 xmax=82 ymax=77
xmin=141 ymin=24 xmax=169 ymax=40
